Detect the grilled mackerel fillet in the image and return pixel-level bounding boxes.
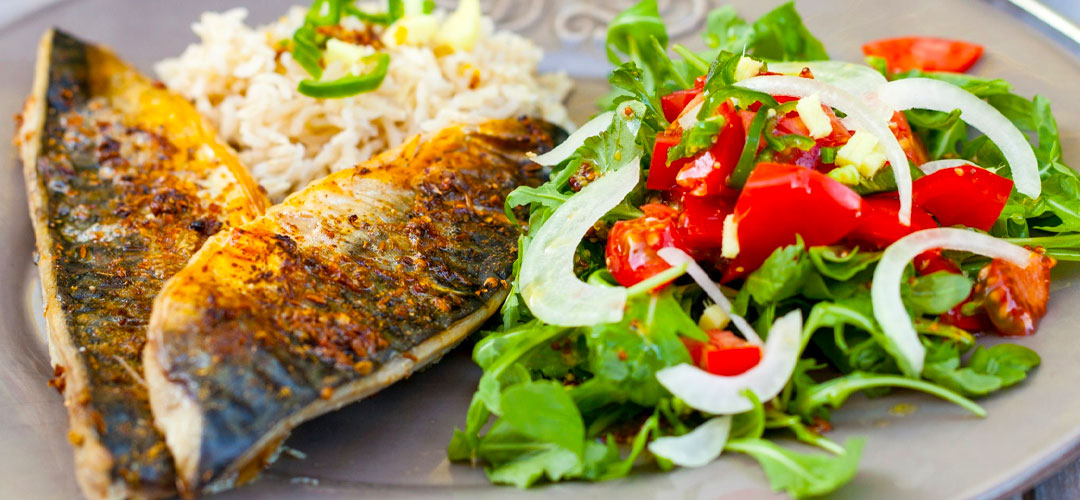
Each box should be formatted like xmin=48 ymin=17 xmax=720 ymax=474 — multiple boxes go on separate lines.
xmin=143 ymin=117 xmax=558 ymax=493
xmin=16 ymin=30 xmax=269 ymax=499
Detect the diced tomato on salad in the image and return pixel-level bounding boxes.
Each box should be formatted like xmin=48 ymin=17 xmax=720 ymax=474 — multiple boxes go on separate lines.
xmin=913 ymin=165 xmax=1014 ymax=231
xmin=605 ymin=204 xmax=682 ymax=288
xmin=606 ymin=58 xmax=1033 ymax=337
xmin=862 ymin=36 xmax=984 ymax=73
xmin=682 ymin=329 xmax=762 ymax=376
xmin=726 ymin=163 xmax=863 ymax=279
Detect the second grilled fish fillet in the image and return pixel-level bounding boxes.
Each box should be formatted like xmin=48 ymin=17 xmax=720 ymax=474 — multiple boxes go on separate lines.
xmin=144 ymin=117 xmax=559 ymax=493
xmin=16 ymin=30 xmax=269 ymax=499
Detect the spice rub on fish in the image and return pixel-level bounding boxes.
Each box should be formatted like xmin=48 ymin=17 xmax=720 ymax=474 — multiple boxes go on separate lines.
xmin=16 ymin=30 xmax=268 ymax=499
xmin=143 ymin=117 xmax=559 ymax=493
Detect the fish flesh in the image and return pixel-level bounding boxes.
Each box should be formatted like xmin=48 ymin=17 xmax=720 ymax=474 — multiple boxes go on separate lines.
xmin=16 ymin=30 xmax=268 ymax=499
xmin=143 ymin=117 xmax=558 ymax=493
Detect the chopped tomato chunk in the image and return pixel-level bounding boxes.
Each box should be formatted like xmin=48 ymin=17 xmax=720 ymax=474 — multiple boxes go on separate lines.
xmin=673 ymin=193 xmax=735 ymax=252
xmin=683 ymin=330 xmax=762 ymax=376
xmin=975 ymin=252 xmax=1055 ymax=336
xmin=913 ymin=165 xmax=1013 ymax=231
xmin=726 ymin=163 xmax=863 ymax=279
xmin=605 ymin=204 xmax=682 ymax=287
xmin=662 ymin=89 xmax=701 ymax=123
xmin=846 ymin=194 xmax=937 ymax=250
xmin=862 ymin=36 xmax=984 ymax=73
xmin=890 ymin=111 xmax=930 ymax=166
xmin=647 ymin=130 xmax=691 ymax=191
xmin=674 ymin=102 xmax=745 ymax=196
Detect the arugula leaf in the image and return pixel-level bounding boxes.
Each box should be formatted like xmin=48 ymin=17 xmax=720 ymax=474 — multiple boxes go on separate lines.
xmin=581 ymin=101 xmax=647 ymax=174
xmin=500 ymin=381 xmax=586 ymax=457
xmin=725 ymin=438 xmax=863 ymax=499
xmin=702 ymin=2 xmax=828 ymax=61
xmin=922 ymin=341 xmax=1003 ymax=397
xmin=479 ymin=419 xmax=581 ymax=487
xmin=730 ymin=390 xmax=767 ymax=440
xmin=791 ymin=371 xmax=986 ymax=421
xmin=967 ymin=344 xmax=1041 ymax=388
xmin=702 ymin=7 xmax=755 ymax=55
xmin=744 ymin=237 xmax=812 ymax=305
xmin=474 ymin=322 xmax=571 ymax=413
xmin=901 ymin=271 xmax=973 ymax=316
xmin=586 ymin=291 xmax=697 ymax=407
xmin=922 ymin=342 xmax=1040 ymax=397
xmin=608 ymin=63 xmax=669 ymax=132
xmin=765 ymin=409 xmax=846 ymax=455
xmin=606 ymin=0 xmax=668 ymax=67
xmin=808 ymin=246 xmax=881 ymax=281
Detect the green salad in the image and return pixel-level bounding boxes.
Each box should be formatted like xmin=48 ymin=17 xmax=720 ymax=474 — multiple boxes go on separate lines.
xmin=446 ymin=1 xmax=1080 ymax=497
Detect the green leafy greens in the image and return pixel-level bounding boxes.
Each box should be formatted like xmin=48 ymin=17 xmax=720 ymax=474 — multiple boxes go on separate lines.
xmin=448 ymin=1 xmax=1067 ymax=497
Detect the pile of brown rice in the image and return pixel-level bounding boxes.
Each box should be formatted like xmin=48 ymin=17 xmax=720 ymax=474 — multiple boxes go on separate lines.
xmin=156 ymin=6 xmax=573 ymax=201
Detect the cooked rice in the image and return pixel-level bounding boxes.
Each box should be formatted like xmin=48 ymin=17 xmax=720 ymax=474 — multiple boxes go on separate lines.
xmin=156 ymin=6 xmax=573 ymax=201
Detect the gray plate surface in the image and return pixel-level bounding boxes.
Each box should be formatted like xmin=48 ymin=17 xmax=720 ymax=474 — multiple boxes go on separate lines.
xmin=2 ymin=0 xmax=1080 ymax=499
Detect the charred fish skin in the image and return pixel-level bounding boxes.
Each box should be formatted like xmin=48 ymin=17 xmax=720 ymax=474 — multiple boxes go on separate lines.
xmin=145 ymin=118 xmax=559 ymax=492
xmin=17 ymin=30 xmax=268 ymax=499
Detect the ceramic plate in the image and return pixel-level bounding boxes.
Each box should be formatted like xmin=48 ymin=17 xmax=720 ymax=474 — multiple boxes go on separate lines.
xmin=3 ymin=0 xmax=1080 ymax=498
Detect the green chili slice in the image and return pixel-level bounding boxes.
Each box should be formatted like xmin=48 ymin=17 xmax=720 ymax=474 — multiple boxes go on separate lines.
xmin=298 ymin=53 xmax=391 ymax=98
xmin=728 ymin=107 xmax=770 ymax=188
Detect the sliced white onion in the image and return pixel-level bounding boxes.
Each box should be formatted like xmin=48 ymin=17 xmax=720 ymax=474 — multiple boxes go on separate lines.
xmin=657 ymin=247 xmax=761 ymax=346
xmin=519 ymin=160 xmax=638 ymax=326
xmin=767 ymin=61 xmax=887 ymax=101
xmin=872 ymin=228 xmax=1035 ymax=376
xmin=737 ymin=75 xmax=913 ymax=225
xmin=918 ymin=159 xmax=976 ymax=176
xmin=530 ymin=111 xmax=613 ymax=166
xmin=874 ymin=78 xmax=1040 ymax=199
xmin=657 ymin=310 xmax=803 ymax=415
xmin=647 ymin=416 xmax=732 ymax=468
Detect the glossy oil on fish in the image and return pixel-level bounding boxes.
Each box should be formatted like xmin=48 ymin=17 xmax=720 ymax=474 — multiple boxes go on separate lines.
xmin=143 ymin=117 xmax=559 ymax=493
xmin=16 ymin=30 xmax=269 ymax=499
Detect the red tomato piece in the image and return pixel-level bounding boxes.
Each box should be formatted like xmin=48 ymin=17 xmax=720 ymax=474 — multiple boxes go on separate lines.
xmin=862 ymin=36 xmax=984 ymax=73
xmin=659 ymin=75 xmax=707 ymax=123
xmin=913 ymin=249 xmax=961 ymax=276
xmin=846 ymin=194 xmax=937 ymax=250
xmin=674 ymin=194 xmax=735 ymax=251
xmin=605 ymin=204 xmax=682 ymax=287
xmin=683 ymin=330 xmax=762 ymax=376
xmin=941 ymin=303 xmax=995 ymax=333
xmin=647 ymin=130 xmax=691 ymax=191
xmin=726 ymin=163 xmax=863 ymax=279
xmin=889 ymin=111 xmax=930 ymax=166
xmin=662 ymin=89 xmax=702 ymax=123
xmin=674 ymin=102 xmax=745 ymax=196
xmin=975 ymin=252 xmax=1055 ymax=336
xmin=913 ymin=165 xmax=1014 ymax=231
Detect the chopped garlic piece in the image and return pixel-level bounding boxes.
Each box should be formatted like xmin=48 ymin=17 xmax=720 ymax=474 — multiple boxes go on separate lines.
xmin=699 ymin=303 xmax=731 ymax=331
xmin=386 ymin=15 xmax=440 ymax=46
xmin=324 ymin=39 xmax=372 ymax=66
xmin=836 ymin=130 xmax=888 ymax=177
xmin=734 ymin=56 xmax=764 ymax=82
xmin=721 ymin=214 xmax=740 ymax=259
xmin=796 ymin=94 xmax=832 ymax=139
xmin=435 ymin=0 xmax=481 ymax=52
